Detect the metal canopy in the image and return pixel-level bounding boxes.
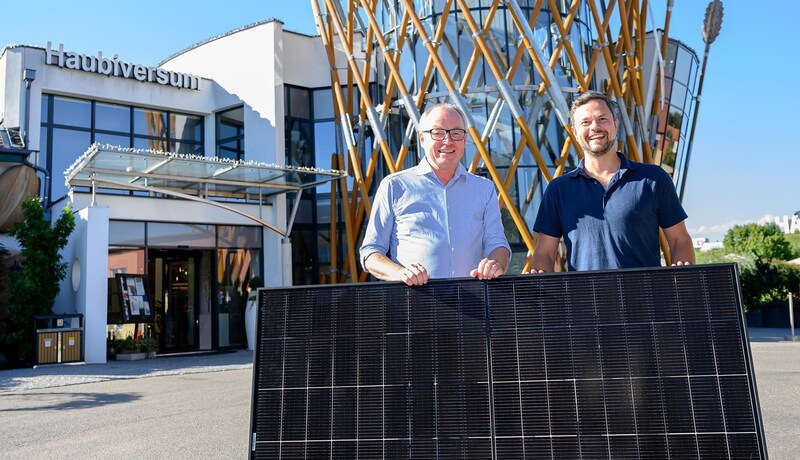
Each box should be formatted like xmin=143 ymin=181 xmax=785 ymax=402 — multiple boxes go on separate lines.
xmin=66 ymin=144 xmax=346 ymax=199
xmin=64 ymin=144 xmax=347 ymax=237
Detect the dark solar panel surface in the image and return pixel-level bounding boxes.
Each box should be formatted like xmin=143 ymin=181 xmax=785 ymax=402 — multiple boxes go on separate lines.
xmin=250 ymin=264 xmax=767 ymax=459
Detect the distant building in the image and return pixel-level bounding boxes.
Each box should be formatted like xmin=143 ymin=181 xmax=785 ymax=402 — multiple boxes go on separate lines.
xmin=691 ymin=237 xmax=723 ymax=252
xmin=700 ymin=241 xmax=724 ymax=252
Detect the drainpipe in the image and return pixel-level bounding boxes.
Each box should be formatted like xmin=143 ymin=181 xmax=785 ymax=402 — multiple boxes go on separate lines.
xmin=22 ymin=68 xmax=50 ymax=210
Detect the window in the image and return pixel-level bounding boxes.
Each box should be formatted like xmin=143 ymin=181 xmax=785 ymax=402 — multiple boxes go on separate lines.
xmin=96 ymin=102 xmax=130 ymax=133
xmin=216 ymin=107 xmax=244 ymax=160
xmin=134 ymin=108 xmax=168 ymax=137
xmin=40 ymin=94 xmax=205 ymax=201
xmin=172 ymin=113 xmax=203 ymax=141
xmin=218 ymin=225 xmax=262 ymax=248
xmin=50 ymin=128 xmax=91 ymax=200
xmin=148 ymin=223 xmax=216 ymax=248
xmin=52 ymin=97 xmax=91 ymax=127
xmin=286 ymin=119 xmax=312 ymax=167
xmin=109 ymin=221 xmax=145 ymax=246
xmin=287 ymin=87 xmax=311 ymax=120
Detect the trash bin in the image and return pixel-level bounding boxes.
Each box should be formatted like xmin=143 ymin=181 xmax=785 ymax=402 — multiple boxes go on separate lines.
xmin=34 ymin=314 xmax=84 ymax=365
xmin=36 ymin=332 xmax=60 ymax=364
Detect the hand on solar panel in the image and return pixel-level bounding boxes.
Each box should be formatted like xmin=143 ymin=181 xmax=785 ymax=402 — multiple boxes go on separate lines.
xmin=397 ymin=262 xmax=429 ymax=286
xmin=470 ymin=257 xmax=507 ymax=279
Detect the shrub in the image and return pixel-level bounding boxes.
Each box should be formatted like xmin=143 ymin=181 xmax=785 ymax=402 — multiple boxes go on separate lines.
xmin=3 ymin=198 xmax=75 ymax=366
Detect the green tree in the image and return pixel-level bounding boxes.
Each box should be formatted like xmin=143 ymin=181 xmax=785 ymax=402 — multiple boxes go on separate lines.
xmin=723 ymin=222 xmax=794 ymax=260
xmin=4 ymin=198 xmax=75 ymax=365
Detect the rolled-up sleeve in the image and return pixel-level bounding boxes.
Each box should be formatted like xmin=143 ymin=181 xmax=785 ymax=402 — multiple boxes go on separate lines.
xmin=359 ymin=179 xmax=394 ymax=272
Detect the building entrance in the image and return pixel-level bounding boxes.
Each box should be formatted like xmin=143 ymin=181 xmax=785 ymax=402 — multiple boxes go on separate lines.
xmin=149 ymin=250 xmax=202 ymax=352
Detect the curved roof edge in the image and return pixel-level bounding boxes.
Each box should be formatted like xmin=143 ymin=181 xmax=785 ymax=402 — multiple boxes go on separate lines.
xmin=650 ymin=28 xmax=699 ymax=57
xmin=158 ymin=17 xmax=319 ymax=67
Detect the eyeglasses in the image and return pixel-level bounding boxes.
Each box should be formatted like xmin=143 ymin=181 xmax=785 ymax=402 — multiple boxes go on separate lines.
xmin=422 ymin=128 xmax=467 ymax=141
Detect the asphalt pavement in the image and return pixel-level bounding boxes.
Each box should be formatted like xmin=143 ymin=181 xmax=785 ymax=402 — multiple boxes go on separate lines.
xmin=0 ymin=328 xmax=798 ymax=459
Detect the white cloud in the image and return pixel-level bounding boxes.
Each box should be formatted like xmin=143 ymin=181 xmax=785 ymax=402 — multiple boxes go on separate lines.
xmin=688 ymin=214 xmax=781 ymax=240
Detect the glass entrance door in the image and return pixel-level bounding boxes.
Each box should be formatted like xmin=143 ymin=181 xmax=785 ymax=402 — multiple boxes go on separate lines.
xmin=150 ymin=251 xmax=199 ymax=351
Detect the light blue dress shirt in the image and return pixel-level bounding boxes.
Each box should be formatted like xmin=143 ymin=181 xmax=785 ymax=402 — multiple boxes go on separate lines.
xmin=360 ymin=158 xmax=511 ymax=279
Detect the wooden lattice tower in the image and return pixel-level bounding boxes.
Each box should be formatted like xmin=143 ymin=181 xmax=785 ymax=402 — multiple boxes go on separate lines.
xmin=311 ymin=0 xmax=689 ymax=282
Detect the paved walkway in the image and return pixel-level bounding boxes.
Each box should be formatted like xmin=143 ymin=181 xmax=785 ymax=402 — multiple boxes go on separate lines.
xmin=0 ymin=349 xmax=254 ymax=393
xmin=747 ymin=326 xmax=799 ymax=342
xmin=0 ymin=327 xmax=795 ymax=394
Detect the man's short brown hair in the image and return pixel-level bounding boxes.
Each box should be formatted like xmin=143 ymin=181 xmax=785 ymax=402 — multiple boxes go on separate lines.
xmin=569 ymin=91 xmax=619 ymax=127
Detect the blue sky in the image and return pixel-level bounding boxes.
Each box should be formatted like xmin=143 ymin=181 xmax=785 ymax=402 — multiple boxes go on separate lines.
xmin=2 ymin=1 xmax=796 ymax=242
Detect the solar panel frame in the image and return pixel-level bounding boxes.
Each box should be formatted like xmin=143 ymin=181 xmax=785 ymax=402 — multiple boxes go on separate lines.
xmin=249 ymin=263 xmax=768 ymax=459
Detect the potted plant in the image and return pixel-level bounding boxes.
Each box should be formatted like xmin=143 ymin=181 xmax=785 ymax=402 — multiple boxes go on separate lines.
xmin=114 ymin=335 xmax=145 ymax=360
xmin=114 ymin=335 xmax=157 ymax=360
xmin=139 ymin=337 xmax=158 ymax=358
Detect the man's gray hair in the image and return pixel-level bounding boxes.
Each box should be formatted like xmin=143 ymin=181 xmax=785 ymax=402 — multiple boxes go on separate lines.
xmin=419 ymin=102 xmax=467 ymax=131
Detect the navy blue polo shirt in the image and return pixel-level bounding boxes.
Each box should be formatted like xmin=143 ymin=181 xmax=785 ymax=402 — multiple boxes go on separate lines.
xmin=533 ymin=153 xmax=687 ymax=271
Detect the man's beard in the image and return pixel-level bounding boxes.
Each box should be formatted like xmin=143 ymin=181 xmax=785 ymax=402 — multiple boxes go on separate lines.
xmin=581 ymin=134 xmax=616 ymax=157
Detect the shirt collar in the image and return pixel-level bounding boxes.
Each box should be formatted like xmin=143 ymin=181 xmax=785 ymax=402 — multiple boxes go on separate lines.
xmin=570 ymin=151 xmax=638 ymax=179
xmin=417 ymin=156 xmax=468 ymax=182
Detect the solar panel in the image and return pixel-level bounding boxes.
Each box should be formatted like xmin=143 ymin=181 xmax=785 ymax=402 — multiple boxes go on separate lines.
xmin=249 ymin=263 xmax=767 ymax=459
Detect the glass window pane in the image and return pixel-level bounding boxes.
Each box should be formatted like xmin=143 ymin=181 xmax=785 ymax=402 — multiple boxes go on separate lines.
xmin=96 ymin=102 xmax=130 ymax=133
xmin=134 ymin=108 xmax=168 ymax=137
xmin=218 ymin=123 xmax=240 ymax=139
xmin=217 ymin=140 xmax=242 ymax=161
xmin=287 ymin=119 xmax=312 ymax=167
xmin=109 ymin=221 xmax=145 ymax=245
xmin=316 ymin=196 xmax=331 ymax=222
xmin=314 ymin=121 xmax=335 ymax=169
xmin=107 ymin=248 xmax=145 ymax=275
xmin=290 ymin=230 xmax=317 ymax=284
xmin=96 ymin=133 xmax=131 ymax=148
xmin=172 ymin=113 xmax=203 ymax=141
xmin=291 ymin=197 xmax=313 ymax=225
xmin=172 ymin=141 xmax=203 ymax=155
xmin=217 ymin=225 xmax=262 ymax=248
xmin=217 ymin=107 xmax=244 ymax=136
xmin=217 ymin=107 xmax=244 ymax=160
xmin=317 ymin=229 xmax=331 ymax=275
xmin=107 ymin=248 xmax=146 ymax=324
xmin=134 ymin=136 xmax=169 ymax=152
xmin=664 ymin=44 xmax=678 ymax=79
xmin=40 ymin=95 xmax=50 ymax=123
xmin=289 ymin=87 xmax=310 ymax=119
xmin=670 ymin=83 xmax=688 ymax=110
xmin=660 ymin=107 xmax=683 ymax=171
xmin=53 ymin=96 xmax=91 ymax=127
xmin=147 ymin=223 xmax=216 ymax=248
xmin=51 ymin=128 xmax=91 ymax=200
xmin=673 ymin=47 xmax=692 ymax=84
xmin=39 ymin=126 xmax=48 ymax=158
xmin=313 ymin=89 xmax=334 ymax=119
xmin=217 ymin=248 xmax=261 ymax=347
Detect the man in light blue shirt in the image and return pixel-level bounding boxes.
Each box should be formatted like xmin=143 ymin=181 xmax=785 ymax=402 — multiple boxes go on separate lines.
xmin=360 ymin=103 xmax=511 ymax=286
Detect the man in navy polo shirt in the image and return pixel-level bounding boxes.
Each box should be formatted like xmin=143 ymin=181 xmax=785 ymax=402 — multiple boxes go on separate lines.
xmin=531 ymin=91 xmax=695 ymax=272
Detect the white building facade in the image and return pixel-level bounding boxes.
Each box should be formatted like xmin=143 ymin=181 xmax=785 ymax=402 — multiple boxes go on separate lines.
xmin=0 ymin=20 xmax=343 ymax=363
